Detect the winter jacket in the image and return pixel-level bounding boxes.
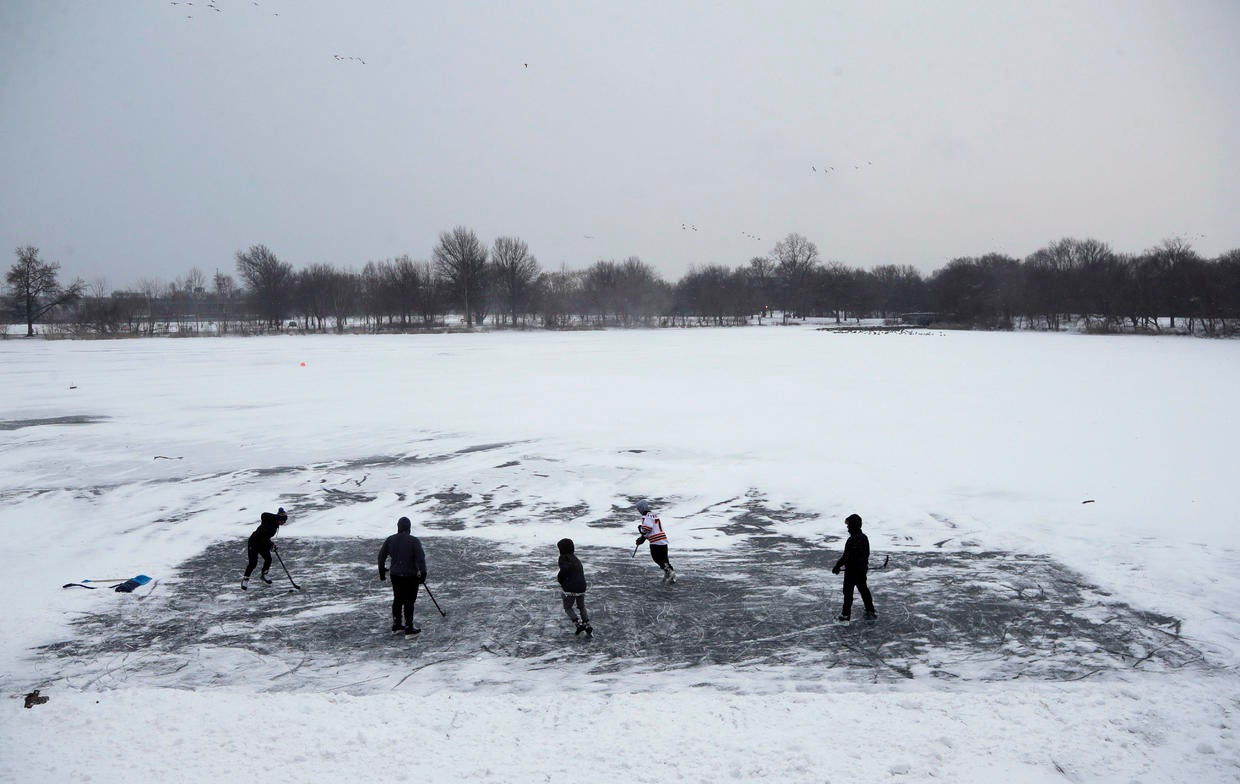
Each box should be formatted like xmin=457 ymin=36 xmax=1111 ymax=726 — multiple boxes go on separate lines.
xmin=834 ymin=531 xmax=870 ymax=574
xmin=557 ymin=554 xmax=588 ymax=593
xmin=378 ymin=521 xmax=427 ymax=579
xmin=248 ymin=512 xmax=284 ymax=549
xmin=637 ymin=511 xmax=668 ymax=545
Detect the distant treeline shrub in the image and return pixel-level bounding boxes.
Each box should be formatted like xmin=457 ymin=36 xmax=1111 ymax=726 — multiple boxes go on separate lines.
xmin=11 ymin=231 xmax=1240 ymax=337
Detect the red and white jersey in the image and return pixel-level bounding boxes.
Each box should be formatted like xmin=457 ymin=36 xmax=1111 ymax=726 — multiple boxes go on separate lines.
xmin=638 ymin=511 xmax=669 ymax=545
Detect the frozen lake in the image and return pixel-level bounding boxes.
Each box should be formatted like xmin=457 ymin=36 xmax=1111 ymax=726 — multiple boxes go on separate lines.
xmin=2 ymin=327 xmax=1238 ymax=782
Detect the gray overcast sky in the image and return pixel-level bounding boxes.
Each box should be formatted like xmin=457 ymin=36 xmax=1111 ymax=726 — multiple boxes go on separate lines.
xmin=2 ymin=1 xmax=1237 ymax=288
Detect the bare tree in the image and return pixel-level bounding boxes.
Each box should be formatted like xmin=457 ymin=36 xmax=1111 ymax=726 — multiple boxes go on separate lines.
xmin=771 ymin=233 xmax=819 ymax=321
xmin=71 ymin=278 xmax=118 ymax=335
xmin=535 ymin=266 xmax=582 ymax=328
xmin=235 ymin=244 xmax=294 ymax=329
xmin=5 ymin=246 xmax=84 ymax=336
xmin=327 ymin=267 xmax=361 ymax=332
xmin=213 ymin=270 xmax=238 ymax=300
xmin=181 ymin=266 xmax=207 ymax=295
xmin=433 ymin=227 xmax=488 ymax=327
xmin=743 ymin=256 xmax=776 ymax=319
xmin=491 ymin=236 xmax=540 ymax=325
xmin=869 ymin=265 xmax=928 ymax=319
xmin=295 ymin=264 xmax=336 ymax=332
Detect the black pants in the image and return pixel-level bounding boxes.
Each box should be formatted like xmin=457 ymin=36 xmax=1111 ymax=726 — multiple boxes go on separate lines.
xmin=561 ymin=593 xmax=589 ymax=624
xmin=244 ymin=544 xmax=272 ymax=577
xmin=649 ymin=544 xmax=672 ymax=570
xmin=390 ymin=576 xmax=419 ymax=626
xmin=842 ymin=571 xmax=875 ymax=617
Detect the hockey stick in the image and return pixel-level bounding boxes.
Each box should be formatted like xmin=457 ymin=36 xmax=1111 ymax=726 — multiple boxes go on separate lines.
xmin=836 ymin=555 xmax=890 ymax=573
xmin=273 ymin=549 xmax=301 ymax=591
xmin=420 ymin=581 xmax=447 ymax=617
xmin=62 ymin=578 xmax=127 ymax=589
xmin=63 ymin=575 xmax=152 ymax=590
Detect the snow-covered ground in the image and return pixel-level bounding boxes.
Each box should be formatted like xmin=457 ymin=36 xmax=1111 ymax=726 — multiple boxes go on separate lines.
xmin=1 ymin=327 xmax=1238 ymax=782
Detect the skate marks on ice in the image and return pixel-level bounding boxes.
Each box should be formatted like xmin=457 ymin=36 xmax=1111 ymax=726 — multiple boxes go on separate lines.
xmin=0 ymin=415 xmax=110 ymax=431
xmin=32 ymin=536 xmax=1210 ymax=693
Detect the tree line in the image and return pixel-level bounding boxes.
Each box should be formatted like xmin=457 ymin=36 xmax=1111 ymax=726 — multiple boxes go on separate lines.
xmin=6 ymin=230 xmax=1240 ymax=337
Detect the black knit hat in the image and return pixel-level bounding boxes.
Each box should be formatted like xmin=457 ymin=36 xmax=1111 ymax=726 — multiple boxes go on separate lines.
xmin=276 ymin=507 xmax=288 ymax=519
xmin=845 ymin=513 xmax=862 ymax=528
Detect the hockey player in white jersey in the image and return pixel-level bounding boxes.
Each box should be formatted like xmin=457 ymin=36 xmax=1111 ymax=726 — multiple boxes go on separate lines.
xmin=634 ymin=499 xmax=675 ymax=584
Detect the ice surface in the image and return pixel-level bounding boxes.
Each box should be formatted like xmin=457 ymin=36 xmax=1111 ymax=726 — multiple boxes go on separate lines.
xmin=2 ymin=328 xmax=1238 ymax=782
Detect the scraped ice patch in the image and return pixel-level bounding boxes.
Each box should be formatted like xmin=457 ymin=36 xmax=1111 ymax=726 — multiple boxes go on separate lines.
xmin=27 ymin=535 xmax=1209 ymax=695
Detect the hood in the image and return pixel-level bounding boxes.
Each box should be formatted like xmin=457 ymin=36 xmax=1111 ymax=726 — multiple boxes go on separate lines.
xmin=557 ymin=538 xmax=575 ymax=555
xmin=397 ymin=516 xmax=411 ymax=533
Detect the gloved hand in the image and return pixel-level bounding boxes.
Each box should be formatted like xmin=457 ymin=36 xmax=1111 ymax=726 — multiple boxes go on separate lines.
xmin=272 ymin=543 xmax=278 ymax=551
xmin=418 ymin=572 xmax=427 ymax=584
xmin=832 ymin=565 xmax=841 ymax=575
xmin=379 ymin=570 xmax=387 ymax=582
xmin=635 ymin=536 xmax=646 ymax=546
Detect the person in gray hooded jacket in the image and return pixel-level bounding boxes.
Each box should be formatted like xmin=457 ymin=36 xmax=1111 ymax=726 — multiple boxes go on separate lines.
xmin=378 ymin=516 xmax=427 ymax=635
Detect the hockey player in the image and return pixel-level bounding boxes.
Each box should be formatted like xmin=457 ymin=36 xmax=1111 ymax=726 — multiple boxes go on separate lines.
xmin=556 ymin=538 xmax=592 ymax=637
xmin=635 ymin=499 xmax=675 ymax=584
xmin=241 ymin=507 xmax=287 ymax=589
xmin=832 ymin=513 xmax=877 ymax=623
xmin=378 ymin=516 xmax=427 ymax=635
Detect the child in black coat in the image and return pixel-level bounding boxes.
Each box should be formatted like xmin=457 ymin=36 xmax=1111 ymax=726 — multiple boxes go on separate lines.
xmin=556 ymin=538 xmax=592 ymax=637
xmin=242 ymin=507 xmax=287 ymax=589
xmin=832 ymin=513 xmax=877 ymax=623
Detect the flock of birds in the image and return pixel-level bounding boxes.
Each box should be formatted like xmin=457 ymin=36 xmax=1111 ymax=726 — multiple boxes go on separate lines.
xmin=164 ymin=6 xmax=899 ymax=251
xmin=172 ymin=1 xmax=278 ymax=21
xmin=669 ymin=159 xmax=878 ymax=244
xmin=812 ymin=161 xmax=873 ymax=174
xmin=173 ymin=2 xmax=370 ymax=63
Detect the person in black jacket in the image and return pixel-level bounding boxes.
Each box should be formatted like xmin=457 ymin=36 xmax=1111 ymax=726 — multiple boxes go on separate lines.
xmin=832 ymin=513 xmax=877 ymax=622
xmin=242 ymin=507 xmax=287 ymax=590
xmin=378 ymin=517 xmax=427 ymax=635
xmin=556 ymin=538 xmax=592 ymax=637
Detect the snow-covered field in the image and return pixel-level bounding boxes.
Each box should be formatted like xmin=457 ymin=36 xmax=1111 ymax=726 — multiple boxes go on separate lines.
xmin=1 ymin=327 xmax=1238 ymax=782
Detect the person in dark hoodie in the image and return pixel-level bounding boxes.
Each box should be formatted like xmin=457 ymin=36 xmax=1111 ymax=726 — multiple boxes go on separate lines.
xmin=378 ymin=516 xmax=427 ymax=635
xmin=832 ymin=513 xmax=877 ymax=623
xmin=556 ymin=538 xmax=592 ymax=637
xmin=242 ymin=507 xmax=287 ymax=590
